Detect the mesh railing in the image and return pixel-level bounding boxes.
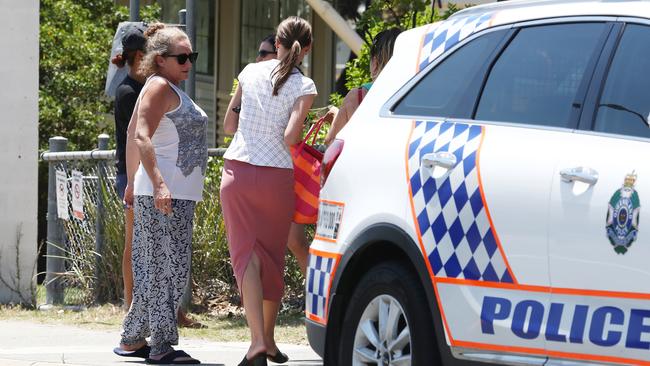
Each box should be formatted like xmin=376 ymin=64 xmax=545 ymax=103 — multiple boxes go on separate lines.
xmin=41 ymin=135 xmax=306 ymax=310
xmin=49 ymin=159 xmax=120 ymax=305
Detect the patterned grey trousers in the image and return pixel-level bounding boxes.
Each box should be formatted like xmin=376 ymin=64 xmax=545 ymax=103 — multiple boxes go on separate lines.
xmin=120 ymin=195 xmax=196 ymax=356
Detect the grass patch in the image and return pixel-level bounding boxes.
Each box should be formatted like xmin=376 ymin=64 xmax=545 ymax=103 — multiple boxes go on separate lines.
xmin=0 ymin=304 xmax=309 ymax=345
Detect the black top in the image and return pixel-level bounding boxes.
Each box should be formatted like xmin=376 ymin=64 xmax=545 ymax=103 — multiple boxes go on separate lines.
xmin=114 ymin=75 xmax=143 ymax=175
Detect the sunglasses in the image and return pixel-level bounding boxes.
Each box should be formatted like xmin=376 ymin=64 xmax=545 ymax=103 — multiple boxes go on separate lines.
xmin=163 ymin=52 xmax=199 ymax=65
xmin=257 ymin=50 xmax=277 ymax=58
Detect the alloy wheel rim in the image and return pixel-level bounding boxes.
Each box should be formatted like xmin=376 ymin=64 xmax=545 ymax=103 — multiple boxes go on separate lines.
xmin=352 ymin=294 xmax=411 ymax=365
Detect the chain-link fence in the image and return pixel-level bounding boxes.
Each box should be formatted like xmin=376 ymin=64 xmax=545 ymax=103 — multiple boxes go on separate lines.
xmin=50 ymin=158 xmax=119 ymax=305
xmin=41 ymin=135 xmax=306 ymax=310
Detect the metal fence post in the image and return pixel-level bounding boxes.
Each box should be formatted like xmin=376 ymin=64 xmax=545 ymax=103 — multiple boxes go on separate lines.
xmin=185 ymin=0 xmax=196 ymax=100
xmin=94 ymin=134 xmax=109 ymax=302
xmin=178 ymin=9 xmax=187 ymax=93
xmin=129 ymin=0 xmax=140 ymax=21
xmin=46 ymin=136 xmax=67 ymax=305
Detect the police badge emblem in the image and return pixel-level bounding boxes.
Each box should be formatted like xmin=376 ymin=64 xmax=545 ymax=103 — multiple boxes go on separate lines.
xmin=606 ymin=172 xmax=641 ymax=254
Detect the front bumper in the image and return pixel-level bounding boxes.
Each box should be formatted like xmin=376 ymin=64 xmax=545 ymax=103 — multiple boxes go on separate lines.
xmin=306 ymin=317 xmax=326 ymax=358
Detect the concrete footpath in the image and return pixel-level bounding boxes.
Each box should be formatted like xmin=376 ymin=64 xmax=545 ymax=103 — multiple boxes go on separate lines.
xmin=0 ymin=320 xmax=322 ymax=366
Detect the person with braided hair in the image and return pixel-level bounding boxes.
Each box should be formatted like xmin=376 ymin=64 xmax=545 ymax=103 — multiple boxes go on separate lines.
xmin=220 ymin=16 xmax=317 ymax=366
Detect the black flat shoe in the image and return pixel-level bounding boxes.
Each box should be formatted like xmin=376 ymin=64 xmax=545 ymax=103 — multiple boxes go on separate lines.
xmin=266 ymin=349 xmax=289 ymax=364
xmin=146 ymin=350 xmax=200 ymax=364
xmin=238 ymin=352 xmax=268 ymax=366
xmin=113 ymin=344 xmax=151 ymax=358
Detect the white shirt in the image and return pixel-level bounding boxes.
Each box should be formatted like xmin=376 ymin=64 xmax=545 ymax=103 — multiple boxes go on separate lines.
xmin=224 ymin=59 xmax=317 ymax=169
xmin=134 ymin=76 xmax=208 ymax=201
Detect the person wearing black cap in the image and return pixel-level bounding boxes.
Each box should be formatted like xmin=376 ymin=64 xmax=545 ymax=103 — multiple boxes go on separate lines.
xmin=111 ymin=22 xmax=147 ymax=311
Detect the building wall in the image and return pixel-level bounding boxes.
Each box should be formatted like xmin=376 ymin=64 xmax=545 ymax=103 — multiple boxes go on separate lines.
xmin=310 ymin=11 xmax=335 ymax=108
xmin=215 ymin=0 xmax=241 ymax=145
xmin=214 ymin=0 xmax=336 ymax=145
xmin=0 ymin=0 xmax=39 ymax=304
xmin=196 ymin=75 xmax=216 ymax=147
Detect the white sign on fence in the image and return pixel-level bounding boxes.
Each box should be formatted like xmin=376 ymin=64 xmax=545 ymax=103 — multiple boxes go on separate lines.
xmin=55 ymin=169 xmax=69 ymax=220
xmin=71 ymin=170 xmax=84 ymax=220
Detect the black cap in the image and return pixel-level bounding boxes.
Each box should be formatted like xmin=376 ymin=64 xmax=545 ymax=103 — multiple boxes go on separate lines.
xmin=121 ymin=22 xmax=147 ymax=52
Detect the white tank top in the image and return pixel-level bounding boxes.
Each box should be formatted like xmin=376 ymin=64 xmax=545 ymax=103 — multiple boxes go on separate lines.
xmin=133 ymin=75 xmax=208 ymax=202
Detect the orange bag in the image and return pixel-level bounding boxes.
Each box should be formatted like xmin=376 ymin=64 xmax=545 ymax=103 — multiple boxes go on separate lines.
xmin=291 ymin=117 xmax=325 ymax=224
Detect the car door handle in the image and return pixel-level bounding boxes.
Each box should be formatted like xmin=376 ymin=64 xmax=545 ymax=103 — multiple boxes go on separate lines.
xmin=560 ymin=167 xmax=599 ymax=185
xmin=421 ymin=152 xmax=457 ymax=170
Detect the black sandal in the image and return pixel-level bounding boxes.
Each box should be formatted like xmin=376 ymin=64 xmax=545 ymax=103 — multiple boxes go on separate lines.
xmin=146 ymin=350 xmax=200 ymax=364
xmin=238 ymin=352 xmax=268 ymax=366
xmin=266 ymin=349 xmax=289 ymax=364
xmin=113 ymin=344 xmax=151 ymax=358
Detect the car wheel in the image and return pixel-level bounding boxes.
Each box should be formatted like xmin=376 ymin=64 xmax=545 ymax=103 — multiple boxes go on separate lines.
xmin=339 ymin=261 xmax=439 ymax=365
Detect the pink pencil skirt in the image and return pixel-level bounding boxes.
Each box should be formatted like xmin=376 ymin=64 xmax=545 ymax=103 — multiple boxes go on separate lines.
xmin=220 ymin=159 xmax=294 ymax=302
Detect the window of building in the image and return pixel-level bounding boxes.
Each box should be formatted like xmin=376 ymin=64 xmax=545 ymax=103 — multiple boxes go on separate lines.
xmin=158 ymin=0 xmax=214 ymax=75
xmin=594 ymin=24 xmax=650 ymax=139
xmin=240 ymin=0 xmax=311 ymax=75
xmin=392 ymin=30 xmax=506 ymax=118
xmin=333 ymin=34 xmax=352 ymax=92
xmin=475 ymin=23 xmax=607 ymax=128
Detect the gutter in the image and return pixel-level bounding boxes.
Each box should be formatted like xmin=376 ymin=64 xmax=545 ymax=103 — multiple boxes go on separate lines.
xmin=306 ymin=0 xmax=364 ymax=55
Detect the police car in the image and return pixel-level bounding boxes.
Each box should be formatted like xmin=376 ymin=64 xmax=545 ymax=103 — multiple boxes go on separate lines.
xmin=305 ymin=0 xmax=650 ymax=365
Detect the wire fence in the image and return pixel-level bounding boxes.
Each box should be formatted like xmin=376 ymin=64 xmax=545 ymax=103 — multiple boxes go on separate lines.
xmin=41 ymin=135 xmax=307 ymax=310
xmin=48 ymin=158 xmax=119 ymax=305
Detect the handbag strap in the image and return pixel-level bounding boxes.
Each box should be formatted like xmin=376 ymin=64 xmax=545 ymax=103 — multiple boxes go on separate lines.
xmin=294 ymin=116 xmax=326 ymax=157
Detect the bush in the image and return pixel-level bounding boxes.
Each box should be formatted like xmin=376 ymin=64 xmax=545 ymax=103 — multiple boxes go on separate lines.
xmin=38 ymin=0 xmax=159 ymax=299
xmin=342 ymin=1 xmax=462 ymax=91
xmin=39 ymin=0 xmax=161 ymax=151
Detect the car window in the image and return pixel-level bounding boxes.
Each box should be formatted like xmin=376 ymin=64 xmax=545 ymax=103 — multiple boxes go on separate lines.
xmin=594 ymin=24 xmax=650 ymax=139
xmin=476 ymin=23 xmax=607 ymax=128
xmin=392 ymin=30 xmax=506 ymax=118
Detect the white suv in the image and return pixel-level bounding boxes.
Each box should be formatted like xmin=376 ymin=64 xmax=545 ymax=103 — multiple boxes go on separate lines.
xmin=305 ymin=1 xmax=650 ymax=365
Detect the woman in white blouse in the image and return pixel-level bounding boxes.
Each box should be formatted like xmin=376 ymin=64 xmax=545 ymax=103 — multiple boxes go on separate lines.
xmin=220 ymin=16 xmax=316 ymax=366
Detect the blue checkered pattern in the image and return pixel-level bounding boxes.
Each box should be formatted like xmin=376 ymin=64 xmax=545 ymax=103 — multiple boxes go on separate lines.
xmin=306 ymin=253 xmax=336 ymax=320
xmin=408 ymin=120 xmax=514 ymax=283
xmin=418 ymin=12 xmax=494 ymax=71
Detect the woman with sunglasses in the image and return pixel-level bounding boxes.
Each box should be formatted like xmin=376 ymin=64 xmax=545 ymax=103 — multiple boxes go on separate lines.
xmin=114 ymin=23 xmax=206 ymax=365
xmin=112 ymin=22 xmax=203 ymax=333
xmin=221 ymin=16 xmax=316 ymax=366
xmin=256 ymin=34 xmax=277 ymax=62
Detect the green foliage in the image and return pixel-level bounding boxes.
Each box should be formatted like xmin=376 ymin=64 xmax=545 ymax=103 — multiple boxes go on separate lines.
xmin=343 ymin=0 xmax=465 ymax=90
xmin=329 ymin=92 xmax=344 ymax=108
xmin=39 ymin=0 xmax=160 ymax=151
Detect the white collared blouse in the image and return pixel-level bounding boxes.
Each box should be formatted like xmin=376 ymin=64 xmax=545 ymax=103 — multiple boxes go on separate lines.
xmin=224 ymin=59 xmax=317 ymax=169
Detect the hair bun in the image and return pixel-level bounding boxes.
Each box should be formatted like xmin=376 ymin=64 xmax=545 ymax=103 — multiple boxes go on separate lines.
xmin=144 ymin=22 xmax=165 ymax=38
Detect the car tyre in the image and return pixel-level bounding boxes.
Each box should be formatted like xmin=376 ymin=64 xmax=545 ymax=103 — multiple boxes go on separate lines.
xmin=338 ymin=261 xmax=439 ymax=365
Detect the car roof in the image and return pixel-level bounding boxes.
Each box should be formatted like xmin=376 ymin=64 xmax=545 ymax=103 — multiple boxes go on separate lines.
xmin=373 ymin=0 xmax=650 ymax=117
xmin=452 ymin=0 xmax=650 ymax=27
xmin=395 ymin=0 xmax=650 ymax=74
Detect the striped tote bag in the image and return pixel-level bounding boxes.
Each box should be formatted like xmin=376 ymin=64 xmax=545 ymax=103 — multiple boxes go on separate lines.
xmin=290 ymin=117 xmax=325 ymax=224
